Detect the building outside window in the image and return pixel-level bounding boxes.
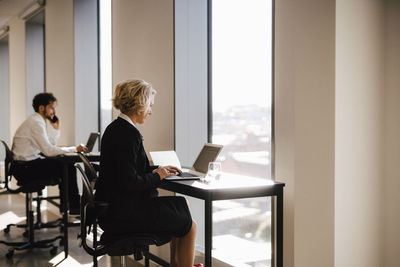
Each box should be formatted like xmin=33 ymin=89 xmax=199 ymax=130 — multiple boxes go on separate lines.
xmin=211 ymin=0 xmax=273 ymax=266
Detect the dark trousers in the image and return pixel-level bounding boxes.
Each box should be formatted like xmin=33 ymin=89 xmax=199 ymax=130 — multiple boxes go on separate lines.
xmin=10 ymin=158 xmax=80 ymax=210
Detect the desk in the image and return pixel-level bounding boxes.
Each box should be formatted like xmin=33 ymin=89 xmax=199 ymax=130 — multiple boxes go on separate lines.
xmin=159 ymin=177 xmax=284 ymax=267
xmin=53 ymin=153 xmax=100 ymax=258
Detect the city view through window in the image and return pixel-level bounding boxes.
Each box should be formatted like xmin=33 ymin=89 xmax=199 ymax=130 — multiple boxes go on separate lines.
xmin=211 ymin=0 xmax=273 ymax=266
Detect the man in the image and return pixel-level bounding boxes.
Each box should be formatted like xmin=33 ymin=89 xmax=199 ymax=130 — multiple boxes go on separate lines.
xmin=11 ymin=92 xmax=88 ymax=214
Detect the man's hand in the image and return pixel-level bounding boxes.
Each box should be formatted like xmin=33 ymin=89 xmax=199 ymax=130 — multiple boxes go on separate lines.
xmin=76 ymin=144 xmax=88 ymax=153
xmin=50 ymin=117 xmax=60 ymax=130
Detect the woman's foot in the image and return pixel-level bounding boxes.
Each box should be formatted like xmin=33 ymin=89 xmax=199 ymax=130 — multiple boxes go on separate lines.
xmin=194 ymin=264 xmax=203 ymax=267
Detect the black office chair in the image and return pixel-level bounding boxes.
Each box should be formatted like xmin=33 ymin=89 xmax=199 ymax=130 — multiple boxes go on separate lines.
xmin=0 ymin=140 xmax=62 ymax=259
xmin=75 ymin=152 xmax=171 ymax=267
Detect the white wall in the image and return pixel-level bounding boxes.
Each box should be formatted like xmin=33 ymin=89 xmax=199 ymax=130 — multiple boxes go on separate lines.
xmin=112 ymin=0 xmax=175 ymax=153
xmin=26 ymin=22 xmax=44 ymax=117
xmin=383 ymin=0 xmax=400 ymax=266
xmin=275 ymin=1 xmax=336 ymax=267
xmin=0 ymin=38 xmax=10 ymax=148
xmin=9 ymin=18 xmax=26 ymax=140
xmin=45 ymin=0 xmax=75 ymax=146
xmin=335 ymin=1 xmax=385 ymax=266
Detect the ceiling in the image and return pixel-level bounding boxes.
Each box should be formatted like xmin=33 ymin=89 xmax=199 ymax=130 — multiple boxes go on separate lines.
xmin=0 ymin=0 xmax=36 ymax=29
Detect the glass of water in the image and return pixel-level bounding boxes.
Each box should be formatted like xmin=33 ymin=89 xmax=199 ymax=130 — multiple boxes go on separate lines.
xmin=204 ymin=162 xmax=222 ymax=183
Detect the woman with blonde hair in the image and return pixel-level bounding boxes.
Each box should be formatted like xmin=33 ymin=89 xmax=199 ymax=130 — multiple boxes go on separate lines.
xmin=95 ymin=79 xmax=201 ymax=267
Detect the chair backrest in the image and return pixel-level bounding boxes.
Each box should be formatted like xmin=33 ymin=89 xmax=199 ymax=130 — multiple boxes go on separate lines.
xmin=1 ymin=140 xmax=14 ymax=175
xmin=75 ymin=157 xmax=108 ymax=257
xmin=0 ymin=140 xmax=23 ymax=193
xmin=77 ymin=152 xmax=98 ymax=183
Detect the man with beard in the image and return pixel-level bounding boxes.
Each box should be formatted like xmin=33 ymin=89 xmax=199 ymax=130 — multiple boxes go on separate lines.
xmin=11 ymin=92 xmax=87 ymax=214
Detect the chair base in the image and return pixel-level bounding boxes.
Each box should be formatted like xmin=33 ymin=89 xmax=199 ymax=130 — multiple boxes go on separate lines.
xmin=1 ymin=235 xmax=61 ymax=259
xmin=0 ymin=193 xmax=63 ymax=259
xmin=4 ymin=219 xmax=62 ymax=235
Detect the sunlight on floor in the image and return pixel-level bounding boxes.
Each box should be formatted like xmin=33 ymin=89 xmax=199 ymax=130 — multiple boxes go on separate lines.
xmin=0 ymin=211 xmax=25 ymax=230
xmin=49 ymin=252 xmax=104 ymax=267
xmin=213 ymin=234 xmax=271 ymax=267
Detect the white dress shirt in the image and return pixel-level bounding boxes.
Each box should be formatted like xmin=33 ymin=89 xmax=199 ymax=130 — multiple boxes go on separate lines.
xmin=118 ymin=113 xmax=136 ymax=128
xmin=12 ymin=113 xmax=76 ymax=161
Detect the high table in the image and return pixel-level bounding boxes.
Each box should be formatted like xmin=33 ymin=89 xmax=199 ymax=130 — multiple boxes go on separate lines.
xmin=53 ymin=153 xmax=100 ymax=258
xmin=159 ymin=176 xmax=285 ymax=267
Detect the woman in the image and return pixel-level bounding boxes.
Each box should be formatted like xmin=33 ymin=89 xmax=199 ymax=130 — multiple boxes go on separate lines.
xmin=95 ymin=79 xmax=200 ymax=267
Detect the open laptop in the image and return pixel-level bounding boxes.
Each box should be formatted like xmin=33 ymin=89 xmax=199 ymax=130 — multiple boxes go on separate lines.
xmin=65 ymin=132 xmax=99 ymax=156
xmin=85 ymin=132 xmax=100 ymax=153
xmin=150 ymin=143 xmax=223 ymax=181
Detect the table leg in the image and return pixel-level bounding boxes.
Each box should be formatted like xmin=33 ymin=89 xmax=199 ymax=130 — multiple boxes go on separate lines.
xmin=277 ymin=189 xmax=283 ymax=267
xmin=62 ymin=163 xmax=69 ymax=258
xmin=205 ymin=199 xmax=212 ymax=267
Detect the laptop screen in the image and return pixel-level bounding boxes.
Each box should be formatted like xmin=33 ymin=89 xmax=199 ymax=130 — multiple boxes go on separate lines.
xmin=192 ymin=144 xmax=223 ymax=174
xmin=86 ymin=132 xmax=100 ymax=153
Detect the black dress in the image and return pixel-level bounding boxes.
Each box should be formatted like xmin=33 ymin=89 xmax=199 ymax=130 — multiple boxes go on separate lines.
xmin=95 ymin=117 xmax=192 ymax=237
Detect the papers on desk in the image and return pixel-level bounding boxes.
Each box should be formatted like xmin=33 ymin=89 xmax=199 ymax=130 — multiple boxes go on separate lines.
xmin=149 ymin=150 xmax=182 ymax=169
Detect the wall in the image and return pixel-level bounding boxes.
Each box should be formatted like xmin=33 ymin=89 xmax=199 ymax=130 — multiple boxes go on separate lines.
xmin=45 ymin=0 xmax=75 ymax=146
xmin=8 ymin=18 xmax=26 ymax=141
xmin=335 ymin=1 xmax=385 ymax=266
xmin=0 ymin=37 xmax=10 ymax=147
xmin=74 ymin=0 xmax=99 ymax=146
xmin=383 ymin=0 xmax=400 ymax=266
xmin=275 ymin=1 xmax=335 ymax=267
xmin=112 ymin=0 xmax=175 ymax=153
xmin=26 ymin=22 xmax=44 ymax=117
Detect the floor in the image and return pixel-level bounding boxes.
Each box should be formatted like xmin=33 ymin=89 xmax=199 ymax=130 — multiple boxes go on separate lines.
xmin=0 ymin=189 xmax=143 ymax=267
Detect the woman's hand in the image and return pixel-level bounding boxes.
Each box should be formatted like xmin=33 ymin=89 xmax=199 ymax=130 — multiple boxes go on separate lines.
xmin=164 ymin=165 xmax=182 ymax=175
xmin=153 ymin=165 xmax=182 ymax=179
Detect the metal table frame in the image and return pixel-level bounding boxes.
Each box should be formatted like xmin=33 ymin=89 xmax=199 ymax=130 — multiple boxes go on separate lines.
xmin=159 ymin=179 xmax=284 ymax=267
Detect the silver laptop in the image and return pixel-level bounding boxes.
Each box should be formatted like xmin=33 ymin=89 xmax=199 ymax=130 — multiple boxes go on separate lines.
xmin=165 ymin=143 xmax=223 ymax=181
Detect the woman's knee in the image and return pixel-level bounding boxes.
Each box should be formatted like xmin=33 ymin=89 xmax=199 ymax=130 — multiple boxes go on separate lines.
xmin=189 ymin=220 xmax=197 ymax=235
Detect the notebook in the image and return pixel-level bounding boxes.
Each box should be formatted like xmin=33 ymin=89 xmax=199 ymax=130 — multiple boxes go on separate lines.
xmin=150 ymin=143 xmax=223 ymax=181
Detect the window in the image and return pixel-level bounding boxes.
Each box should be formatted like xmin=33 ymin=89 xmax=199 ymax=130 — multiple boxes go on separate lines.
xmin=174 ymin=1 xmax=274 ymax=265
xmin=210 ymin=0 xmax=273 ymax=266
xmin=99 ymin=0 xmax=112 ymax=136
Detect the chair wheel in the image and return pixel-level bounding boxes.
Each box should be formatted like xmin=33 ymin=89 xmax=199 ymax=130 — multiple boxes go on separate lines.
xmin=50 ymin=246 xmax=58 ymax=256
xmin=4 ymin=226 xmax=10 ymax=234
xmin=6 ymin=249 xmax=14 ymax=259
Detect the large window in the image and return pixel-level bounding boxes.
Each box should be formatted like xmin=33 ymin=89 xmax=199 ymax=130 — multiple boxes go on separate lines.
xmin=174 ymin=1 xmax=273 ymax=265
xmin=99 ymin=0 xmax=112 ymax=136
xmin=211 ymin=0 xmax=273 ymax=266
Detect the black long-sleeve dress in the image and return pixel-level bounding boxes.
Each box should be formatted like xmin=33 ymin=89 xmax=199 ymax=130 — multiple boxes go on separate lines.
xmin=95 ymin=117 xmax=192 ymax=237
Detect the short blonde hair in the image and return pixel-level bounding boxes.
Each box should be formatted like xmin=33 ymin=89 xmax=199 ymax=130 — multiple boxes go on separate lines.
xmin=112 ymin=79 xmax=156 ymax=115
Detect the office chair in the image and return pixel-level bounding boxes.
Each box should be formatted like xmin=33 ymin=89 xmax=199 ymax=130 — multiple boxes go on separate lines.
xmin=75 ymin=152 xmax=171 ymax=267
xmin=0 ymin=140 xmax=62 ymax=258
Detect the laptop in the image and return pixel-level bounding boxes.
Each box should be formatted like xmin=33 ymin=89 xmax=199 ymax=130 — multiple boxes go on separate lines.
xmin=150 ymin=143 xmax=223 ymax=181
xmin=85 ymin=132 xmax=100 ymax=153
xmin=65 ymin=132 xmax=100 ymax=156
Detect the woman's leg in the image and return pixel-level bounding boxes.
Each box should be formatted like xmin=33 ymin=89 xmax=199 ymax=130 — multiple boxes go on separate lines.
xmin=170 ymin=237 xmax=179 ymax=267
xmin=177 ymin=220 xmax=197 ymax=266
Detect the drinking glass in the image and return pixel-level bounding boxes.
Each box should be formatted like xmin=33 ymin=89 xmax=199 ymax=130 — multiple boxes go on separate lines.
xmin=204 ymin=162 xmax=222 ymax=183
